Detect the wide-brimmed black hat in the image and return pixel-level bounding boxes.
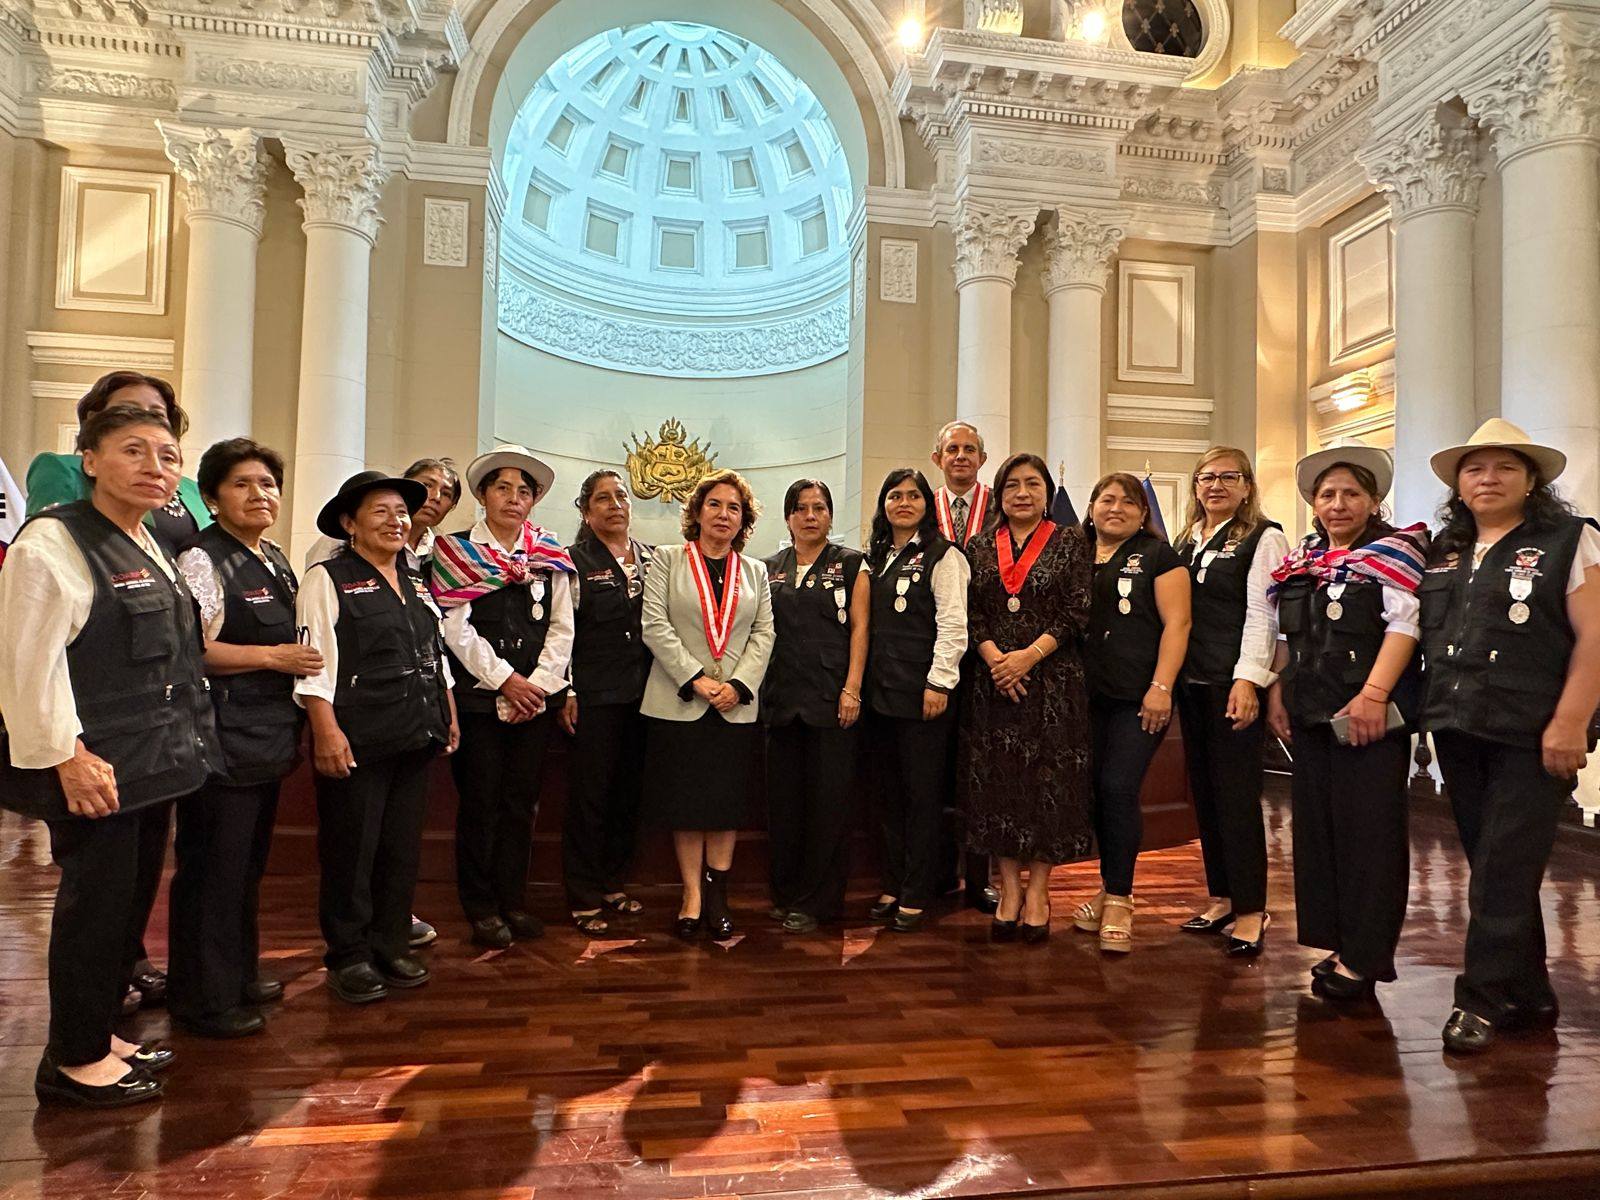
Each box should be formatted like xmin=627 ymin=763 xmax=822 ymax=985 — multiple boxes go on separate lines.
xmin=316 ymin=470 xmax=428 ymax=539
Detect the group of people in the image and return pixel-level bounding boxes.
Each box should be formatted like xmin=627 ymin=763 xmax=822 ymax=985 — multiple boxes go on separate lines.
xmin=1 ymin=373 xmax=1596 ymax=1115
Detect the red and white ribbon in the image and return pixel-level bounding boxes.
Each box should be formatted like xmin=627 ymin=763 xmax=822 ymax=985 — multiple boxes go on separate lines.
xmin=686 ymin=542 xmax=741 ymax=666
xmin=936 ymin=483 xmax=989 ymax=548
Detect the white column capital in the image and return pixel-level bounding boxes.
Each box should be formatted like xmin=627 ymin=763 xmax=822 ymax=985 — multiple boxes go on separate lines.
xmin=951 ymin=200 xmax=1037 ymax=288
xmin=1042 ymin=207 xmax=1128 ymax=295
xmin=1466 ymin=24 xmax=1600 ymax=166
xmin=283 ymin=136 xmax=390 ymax=244
xmin=1358 ymin=109 xmax=1484 ymax=219
xmin=158 ymin=121 xmax=269 ymax=237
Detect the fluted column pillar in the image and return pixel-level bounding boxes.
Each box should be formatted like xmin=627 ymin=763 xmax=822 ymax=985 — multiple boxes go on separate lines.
xmin=283 ymin=137 xmax=390 ymax=561
xmin=1359 ymin=111 xmax=1483 ymax=527
xmin=952 ymin=200 xmax=1037 ymax=465
xmin=159 ymin=122 xmax=268 ymax=456
xmin=1042 ymin=208 xmax=1126 ymax=505
xmin=1469 ymin=28 xmax=1600 ymax=514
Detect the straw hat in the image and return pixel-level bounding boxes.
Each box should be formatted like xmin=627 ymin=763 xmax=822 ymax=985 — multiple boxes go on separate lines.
xmin=1295 ymin=440 xmax=1393 ymax=504
xmin=1429 ymin=418 xmax=1566 ymax=487
xmin=466 ymin=444 xmax=555 ymax=500
xmin=316 ymin=470 xmax=427 ymax=539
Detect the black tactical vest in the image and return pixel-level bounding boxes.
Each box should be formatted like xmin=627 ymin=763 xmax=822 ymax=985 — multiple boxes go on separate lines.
xmin=322 ymin=548 xmax=451 ymax=761
xmin=866 ymin=536 xmax=954 ymax=720
xmin=763 ymin=542 xmax=863 ymax=727
xmin=1179 ymin=517 xmax=1283 ymax=686
xmin=569 ymin=536 xmax=653 ymax=708
xmin=1 ymin=501 xmax=218 ymax=819
xmin=441 ymin=561 xmax=557 ymax=716
xmin=1420 ymin=515 xmax=1583 ymax=748
xmin=1086 ymin=531 xmax=1169 ymax=703
xmin=188 ymin=524 xmax=304 ymax=785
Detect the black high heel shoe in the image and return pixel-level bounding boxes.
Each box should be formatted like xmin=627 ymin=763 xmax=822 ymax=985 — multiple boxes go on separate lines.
xmin=674 ymin=914 xmax=703 ymax=941
xmin=702 ymin=867 xmax=735 ymax=940
xmin=990 ymin=917 xmax=1019 ymax=943
xmin=1225 ymin=912 xmax=1271 ymax=958
xmin=1181 ymin=909 xmax=1236 ymax=934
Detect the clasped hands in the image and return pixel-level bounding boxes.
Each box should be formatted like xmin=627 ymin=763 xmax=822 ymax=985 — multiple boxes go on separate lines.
xmin=692 ymin=674 xmax=741 ymax=713
xmin=498 ymin=672 xmax=547 ymax=723
xmin=986 ymin=647 xmax=1035 ymax=703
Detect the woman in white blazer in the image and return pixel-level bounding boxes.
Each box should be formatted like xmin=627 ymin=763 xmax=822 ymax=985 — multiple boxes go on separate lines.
xmin=641 ymin=469 xmax=775 ymax=941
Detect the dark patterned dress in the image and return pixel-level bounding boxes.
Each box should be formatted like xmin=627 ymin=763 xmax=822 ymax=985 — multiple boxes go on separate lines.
xmin=957 ymin=522 xmax=1093 ymax=864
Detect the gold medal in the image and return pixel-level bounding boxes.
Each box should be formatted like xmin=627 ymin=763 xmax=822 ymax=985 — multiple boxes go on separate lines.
xmin=1007 ymin=595 xmax=1021 ymax=613
xmin=894 ymin=596 xmax=907 ymax=613
xmin=708 ymin=661 xmax=723 ymax=681
xmin=1510 ymin=601 xmax=1530 ymax=624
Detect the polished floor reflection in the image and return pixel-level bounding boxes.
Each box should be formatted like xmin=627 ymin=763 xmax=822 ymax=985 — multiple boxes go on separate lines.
xmin=2 ymin=784 xmax=1599 ymax=1199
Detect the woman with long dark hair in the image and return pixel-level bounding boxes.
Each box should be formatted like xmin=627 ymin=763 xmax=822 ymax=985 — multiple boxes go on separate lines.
xmin=1417 ymin=420 xmax=1600 ymax=1054
xmin=1075 ymin=472 xmax=1190 ymax=952
xmin=958 ymin=454 xmax=1093 ymax=944
xmin=1264 ymin=444 xmax=1428 ymax=1002
xmin=864 ymin=468 xmax=969 ymax=933
xmin=762 ymin=479 xmax=870 ymax=933
xmin=560 ymin=469 xmax=653 ymax=934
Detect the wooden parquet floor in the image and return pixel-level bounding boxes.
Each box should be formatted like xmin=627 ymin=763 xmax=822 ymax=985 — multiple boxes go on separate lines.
xmin=3 ymin=783 xmax=1600 ymax=1199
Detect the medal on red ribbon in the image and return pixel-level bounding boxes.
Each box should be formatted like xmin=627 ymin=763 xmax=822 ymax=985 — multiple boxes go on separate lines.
xmin=936 ymin=483 xmax=989 ymax=548
xmin=686 ymin=542 xmax=740 ymax=680
xmin=997 ymin=521 xmax=1056 ymax=613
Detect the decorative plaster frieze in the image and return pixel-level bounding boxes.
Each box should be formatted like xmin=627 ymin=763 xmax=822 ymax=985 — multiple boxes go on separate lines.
xmin=27 ymin=331 xmax=176 ymax=371
xmin=964 ymin=0 xmax=1021 ymax=36
xmin=498 ymin=275 xmax=850 ymax=378
xmin=1358 ymin=110 xmax=1482 ymax=217
xmin=482 ymin=215 xmax=498 ymax=291
xmin=158 ymin=121 xmax=268 ymax=235
xmin=879 ymin=238 xmax=918 ymax=304
xmin=1042 ymin=207 xmax=1127 ymax=294
xmin=951 ymin=199 xmax=1037 ymax=287
xmin=1106 ymin=394 xmax=1215 ymax=427
xmin=972 ymin=137 xmax=1108 ymax=175
xmin=34 ymin=65 xmax=177 ymax=104
xmin=1466 ymin=23 xmax=1600 ymax=165
xmin=1298 ymin=114 xmax=1374 ymax=189
xmin=1384 ymin=0 xmax=1510 ymax=90
xmin=193 ymin=55 xmax=359 ymax=97
xmin=422 ymin=196 xmax=468 ymax=267
xmin=284 ymin=136 xmax=389 ymax=242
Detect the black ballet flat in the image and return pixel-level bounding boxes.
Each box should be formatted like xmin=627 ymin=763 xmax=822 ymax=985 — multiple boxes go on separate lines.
xmin=1312 ymin=970 xmax=1374 ymax=1002
xmin=34 ymin=1059 xmax=163 ymax=1109
xmin=868 ymin=897 xmax=899 ymax=921
xmin=1225 ymin=913 xmax=1271 ymax=958
xmin=890 ymin=909 xmax=926 ymax=934
xmin=1442 ymin=1008 xmax=1496 ymax=1055
xmin=781 ymin=911 xmax=820 ymax=934
xmin=990 ymin=918 xmax=1019 ymax=943
xmin=1180 ymin=910 xmax=1236 ymax=934
xmin=1310 ymin=954 xmax=1338 ymax=980
xmin=674 ymin=915 xmax=703 ymax=941
xmin=122 ymin=1043 xmax=175 ymax=1073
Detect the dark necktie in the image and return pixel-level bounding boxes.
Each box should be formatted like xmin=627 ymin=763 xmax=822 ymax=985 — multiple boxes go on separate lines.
xmin=952 ymin=495 xmax=968 ymax=544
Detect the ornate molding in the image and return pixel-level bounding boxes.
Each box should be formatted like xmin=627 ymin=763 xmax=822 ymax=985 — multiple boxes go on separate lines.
xmin=33 ymin=65 xmax=177 ymax=104
xmin=964 ymin=0 xmax=1022 ymax=36
xmin=497 ymin=275 xmax=850 ymax=379
xmin=951 ymin=200 xmax=1037 ymax=287
xmin=1042 ymin=207 xmax=1127 ymax=293
xmin=1298 ymin=115 xmax=1374 ymax=189
xmin=283 ymin=137 xmax=390 ymax=242
xmin=1358 ymin=110 xmax=1483 ymax=217
xmin=1120 ymin=175 xmax=1223 ymax=208
xmin=422 ymin=196 xmax=469 ymax=267
xmin=193 ymin=55 xmax=360 ymax=97
xmin=1466 ymin=24 xmax=1600 ymax=165
xmin=972 ymin=136 xmax=1110 ymax=175
xmin=880 ymin=237 xmax=919 ymax=304
xmin=158 ymin=122 xmax=268 ymax=235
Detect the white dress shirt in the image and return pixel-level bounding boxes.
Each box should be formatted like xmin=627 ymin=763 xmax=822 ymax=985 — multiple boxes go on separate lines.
xmin=879 ymin=533 xmax=971 ymax=691
xmin=0 ymin=516 xmax=174 ymax=768
xmin=436 ymin=520 xmax=574 ymax=698
xmin=1183 ymin=520 xmax=1290 ymax=687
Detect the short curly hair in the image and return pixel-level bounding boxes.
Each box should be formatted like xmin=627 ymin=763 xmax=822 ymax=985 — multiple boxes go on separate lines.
xmin=681 ymin=469 xmax=761 ymax=551
xmin=76 ymin=371 xmax=187 ymax=441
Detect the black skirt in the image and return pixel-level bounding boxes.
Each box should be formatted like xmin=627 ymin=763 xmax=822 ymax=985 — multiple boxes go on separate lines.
xmin=644 ymin=711 xmax=762 ymax=831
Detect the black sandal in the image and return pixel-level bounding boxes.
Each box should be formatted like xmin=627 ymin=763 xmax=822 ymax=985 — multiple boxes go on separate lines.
xmin=601 ymin=894 xmax=644 ymax=915
xmin=571 ymin=911 xmax=609 ymax=935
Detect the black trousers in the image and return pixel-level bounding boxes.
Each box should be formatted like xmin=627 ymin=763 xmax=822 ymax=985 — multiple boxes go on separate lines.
xmin=1090 ymin=695 xmax=1166 ymax=896
xmin=1290 ymin=723 xmax=1410 ymax=982
xmin=938 ymin=673 xmax=990 ymax=895
xmin=44 ymin=802 xmax=176 ymax=1067
xmin=126 ymin=802 xmax=172 ymax=982
xmin=873 ymin=708 xmax=952 ymax=911
xmin=1434 ymin=729 xmax=1569 ymax=1021
xmin=766 ymin=718 xmax=860 ymax=921
xmin=450 ymin=709 xmax=553 ymax=921
xmin=168 ymin=779 xmax=281 ymax=1017
xmin=1177 ymin=681 xmax=1268 ymax=913
xmin=563 ymin=702 xmax=646 ymax=912
xmin=315 ymin=746 xmax=433 ymax=970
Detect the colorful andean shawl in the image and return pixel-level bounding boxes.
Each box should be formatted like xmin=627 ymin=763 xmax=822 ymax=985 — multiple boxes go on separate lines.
xmin=1268 ymin=523 xmax=1430 ymax=597
xmin=430 ymin=522 xmax=576 ymax=609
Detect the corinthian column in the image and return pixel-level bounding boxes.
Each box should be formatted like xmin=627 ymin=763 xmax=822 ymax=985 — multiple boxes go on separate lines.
xmin=159 ymin=122 xmax=268 ymax=454
xmin=952 ymin=200 xmax=1037 ymax=465
xmin=1358 ymin=110 xmax=1484 ymax=526
xmin=1468 ymin=27 xmax=1600 ymax=514
xmin=283 ymin=137 xmax=390 ymax=561
xmin=1042 ymin=207 xmax=1126 ymax=505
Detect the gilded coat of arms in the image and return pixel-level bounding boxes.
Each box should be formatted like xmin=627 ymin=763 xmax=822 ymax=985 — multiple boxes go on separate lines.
xmin=624 ymin=419 xmax=719 ymax=504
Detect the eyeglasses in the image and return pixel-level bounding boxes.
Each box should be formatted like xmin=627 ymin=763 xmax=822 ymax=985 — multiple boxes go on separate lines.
xmin=1195 ymin=471 xmax=1246 ymax=487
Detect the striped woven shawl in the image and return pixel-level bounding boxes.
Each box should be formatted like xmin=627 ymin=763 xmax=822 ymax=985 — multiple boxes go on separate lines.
xmin=430 ymin=522 xmax=575 ymax=609
xmin=1268 ymin=523 xmax=1430 ymax=597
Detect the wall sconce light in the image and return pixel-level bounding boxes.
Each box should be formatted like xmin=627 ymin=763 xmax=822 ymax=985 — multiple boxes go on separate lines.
xmin=898 ymin=0 xmax=926 ymax=49
xmin=1081 ymin=8 xmax=1108 ymax=42
xmin=1331 ymin=370 xmax=1373 ymax=412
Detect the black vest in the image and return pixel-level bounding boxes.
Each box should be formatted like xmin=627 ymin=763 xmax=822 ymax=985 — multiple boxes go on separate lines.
xmin=1178 ymin=517 xmax=1282 ymax=686
xmin=1085 ymin=531 xmax=1168 ymax=703
xmin=762 ymin=543 xmax=863 ymax=727
xmin=569 ymin=537 xmax=653 ymax=708
xmin=866 ymin=536 xmax=954 ymax=720
xmin=1 ymin=502 xmax=218 ymax=819
xmin=1419 ymin=516 xmax=1583 ymax=748
xmin=1276 ymin=530 xmax=1421 ymax=728
xmin=188 ymin=524 xmax=304 ymax=785
xmin=323 ymin=549 xmax=451 ymax=761
xmin=442 ymin=573 xmax=557 ymax=716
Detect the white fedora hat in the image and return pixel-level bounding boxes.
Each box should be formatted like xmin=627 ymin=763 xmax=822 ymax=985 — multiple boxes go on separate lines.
xmin=466 ymin=444 xmax=556 ymax=500
xmin=1295 ymin=440 xmax=1394 ymax=504
xmin=1429 ymin=418 xmax=1566 ymax=487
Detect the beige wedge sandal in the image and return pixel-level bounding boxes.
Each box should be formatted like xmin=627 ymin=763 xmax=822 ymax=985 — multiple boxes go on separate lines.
xmin=1072 ymin=891 xmax=1105 ymax=934
xmin=1099 ymin=895 xmax=1134 ymax=954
